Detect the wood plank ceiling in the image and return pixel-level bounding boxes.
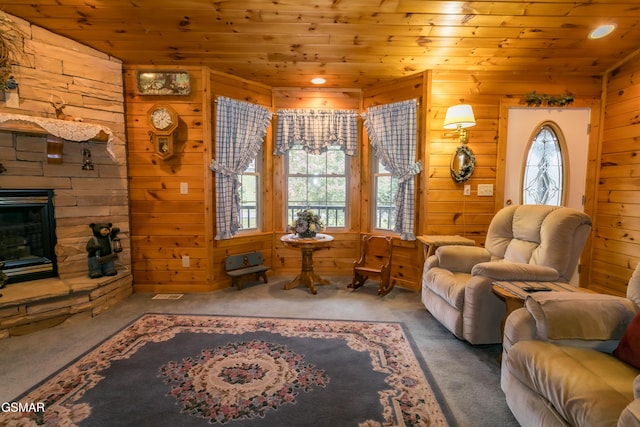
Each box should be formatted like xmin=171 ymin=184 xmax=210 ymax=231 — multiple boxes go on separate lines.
xmin=2 ymin=0 xmax=640 ymax=88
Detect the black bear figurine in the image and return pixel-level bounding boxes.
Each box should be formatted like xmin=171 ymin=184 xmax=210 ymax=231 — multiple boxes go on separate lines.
xmin=86 ymin=222 xmax=120 ymax=279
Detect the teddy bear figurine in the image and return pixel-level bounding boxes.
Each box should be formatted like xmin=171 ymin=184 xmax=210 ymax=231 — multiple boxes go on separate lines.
xmin=86 ymin=222 xmax=120 ymax=279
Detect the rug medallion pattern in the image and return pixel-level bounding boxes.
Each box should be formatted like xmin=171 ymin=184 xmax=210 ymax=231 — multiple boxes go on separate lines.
xmin=1 ymin=314 xmax=448 ymax=426
xmin=159 ymin=339 xmax=329 ymax=423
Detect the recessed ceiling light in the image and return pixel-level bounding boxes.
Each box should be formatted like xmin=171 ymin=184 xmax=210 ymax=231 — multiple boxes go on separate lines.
xmin=589 ymin=24 xmax=616 ymax=39
xmin=311 ymin=77 xmax=326 ymax=85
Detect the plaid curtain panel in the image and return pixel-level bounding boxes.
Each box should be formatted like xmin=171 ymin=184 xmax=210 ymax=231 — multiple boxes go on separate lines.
xmin=209 ymin=96 xmax=273 ymax=240
xmin=274 ymin=109 xmax=358 ymax=155
xmin=362 ymin=99 xmax=422 ymax=240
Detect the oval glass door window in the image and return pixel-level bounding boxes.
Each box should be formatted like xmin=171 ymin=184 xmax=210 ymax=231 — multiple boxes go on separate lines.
xmin=522 ymin=122 xmax=566 ymax=206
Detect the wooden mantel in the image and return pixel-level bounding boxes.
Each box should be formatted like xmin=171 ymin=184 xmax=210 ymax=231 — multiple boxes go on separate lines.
xmin=0 ymin=112 xmax=117 ymax=162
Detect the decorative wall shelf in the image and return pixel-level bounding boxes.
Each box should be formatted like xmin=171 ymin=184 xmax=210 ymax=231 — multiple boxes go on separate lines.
xmin=0 ymin=112 xmax=117 ymax=162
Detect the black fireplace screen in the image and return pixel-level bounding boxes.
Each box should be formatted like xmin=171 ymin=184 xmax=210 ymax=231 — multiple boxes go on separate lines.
xmin=0 ymin=189 xmax=57 ymax=283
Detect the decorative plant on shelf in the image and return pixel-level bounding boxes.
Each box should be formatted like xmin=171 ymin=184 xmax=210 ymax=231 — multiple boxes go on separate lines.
xmin=523 ymin=91 xmax=575 ymax=107
xmin=0 ymin=14 xmax=25 ymax=91
xmin=288 ymin=209 xmax=326 ymax=238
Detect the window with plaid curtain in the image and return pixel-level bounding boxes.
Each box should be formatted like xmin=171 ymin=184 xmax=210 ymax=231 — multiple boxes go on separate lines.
xmin=209 ymin=96 xmax=273 ymax=240
xmin=362 ymin=99 xmax=422 ymax=240
xmin=274 ymin=109 xmax=358 ymax=155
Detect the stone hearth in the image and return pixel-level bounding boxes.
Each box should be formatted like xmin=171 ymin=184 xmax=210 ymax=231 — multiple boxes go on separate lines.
xmin=0 ymin=270 xmax=132 ymax=338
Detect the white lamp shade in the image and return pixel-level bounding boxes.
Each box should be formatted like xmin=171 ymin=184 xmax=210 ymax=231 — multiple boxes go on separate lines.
xmin=443 ymin=104 xmax=476 ymax=129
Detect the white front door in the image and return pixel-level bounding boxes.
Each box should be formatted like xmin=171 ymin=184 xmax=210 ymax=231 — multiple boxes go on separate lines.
xmin=504 ymin=107 xmax=591 ymax=211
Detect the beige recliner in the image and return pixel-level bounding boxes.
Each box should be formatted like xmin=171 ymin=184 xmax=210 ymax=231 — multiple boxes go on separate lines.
xmin=500 ymin=264 xmax=640 ymax=426
xmin=421 ymin=204 xmax=592 ymax=344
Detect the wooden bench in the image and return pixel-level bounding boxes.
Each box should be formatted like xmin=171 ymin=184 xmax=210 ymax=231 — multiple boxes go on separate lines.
xmin=225 ymin=252 xmax=269 ymax=290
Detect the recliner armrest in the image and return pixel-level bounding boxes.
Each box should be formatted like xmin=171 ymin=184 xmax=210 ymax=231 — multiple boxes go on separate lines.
xmin=471 ymin=261 xmax=560 ymax=281
xmin=435 ymin=246 xmax=491 ymax=273
xmin=525 ymin=292 xmax=637 ymax=341
xmin=502 ymin=295 xmax=637 ymax=358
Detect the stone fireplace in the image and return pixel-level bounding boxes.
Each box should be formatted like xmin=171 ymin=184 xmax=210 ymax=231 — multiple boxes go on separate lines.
xmin=0 ymin=14 xmax=131 ymax=338
xmin=0 ymin=128 xmax=132 ymax=339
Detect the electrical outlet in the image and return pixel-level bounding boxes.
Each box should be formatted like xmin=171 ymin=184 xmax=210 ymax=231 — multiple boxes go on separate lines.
xmin=478 ymin=184 xmax=494 ymax=196
xmin=182 ymin=255 xmax=190 ymax=268
xmin=180 ymin=182 xmax=188 ymax=194
xmin=463 ymin=185 xmax=471 ymax=196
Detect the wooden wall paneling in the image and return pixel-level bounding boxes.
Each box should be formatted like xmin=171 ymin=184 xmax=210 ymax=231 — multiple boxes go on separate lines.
xmin=579 ymin=89 xmax=604 ymax=289
xmin=361 ymin=72 xmax=426 ymax=291
xmin=124 ymin=65 xmax=208 ymax=293
xmin=271 ymin=87 xmax=362 ymax=280
xmin=122 ymin=67 xmax=607 ymax=295
xmin=589 ymin=54 xmax=640 ymax=296
xmin=272 ymin=146 xmax=285 ymax=235
xmin=263 ymin=95 xmax=276 ymax=243
xmin=416 ymin=71 xmax=432 ymax=237
xmin=210 ymin=70 xmax=273 ymax=105
xmin=209 ymin=71 xmax=275 ymax=290
xmin=200 ymin=69 xmax=215 ymax=290
xmin=427 ymin=71 xmax=501 ymax=245
xmin=433 ymin=71 xmax=602 ymax=250
xmin=352 ymin=118 xmax=373 ymax=236
xmin=273 ymin=87 xmax=361 ymax=110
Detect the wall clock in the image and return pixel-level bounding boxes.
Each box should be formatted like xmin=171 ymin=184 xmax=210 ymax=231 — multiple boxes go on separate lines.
xmin=148 ymin=104 xmax=179 ymax=160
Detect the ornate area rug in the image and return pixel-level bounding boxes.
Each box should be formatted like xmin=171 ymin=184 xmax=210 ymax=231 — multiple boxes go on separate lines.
xmin=3 ymin=314 xmax=450 ymax=426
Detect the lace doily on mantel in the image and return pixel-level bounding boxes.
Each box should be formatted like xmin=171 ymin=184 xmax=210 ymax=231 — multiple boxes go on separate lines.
xmin=0 ymin=113 xmax=118 ymax=163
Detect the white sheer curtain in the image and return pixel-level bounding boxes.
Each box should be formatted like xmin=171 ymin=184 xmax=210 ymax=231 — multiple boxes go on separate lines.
xmin=209 ymin=96 xmax=273 ymax=240
xmin=362 ymin=99 xmax=421 ymax=240
xmin=274 ymin=109 xmax=358 ymax=155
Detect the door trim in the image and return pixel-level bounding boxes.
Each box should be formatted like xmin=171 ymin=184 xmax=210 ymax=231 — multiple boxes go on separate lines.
xmin=496 ymin=96 xmax=602 ymax=287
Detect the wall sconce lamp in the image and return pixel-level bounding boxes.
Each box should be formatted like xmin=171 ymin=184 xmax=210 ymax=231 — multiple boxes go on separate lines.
xmin=443 ymin=104 xmax=476 ymax=144
xmin=444 ymin=104 xmax=477 ymax=183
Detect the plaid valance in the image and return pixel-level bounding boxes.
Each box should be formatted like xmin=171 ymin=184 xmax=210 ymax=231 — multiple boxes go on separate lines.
xmin=274 ymin=108 xmax=358 ymax=156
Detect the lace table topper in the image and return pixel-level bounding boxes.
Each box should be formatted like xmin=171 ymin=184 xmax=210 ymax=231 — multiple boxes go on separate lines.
xmin=0 ymin=112 xmax=118 ymax=162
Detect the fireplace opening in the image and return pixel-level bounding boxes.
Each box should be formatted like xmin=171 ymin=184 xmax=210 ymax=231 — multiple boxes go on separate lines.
xmin=0 ymin=189 xmax=57 ymax=284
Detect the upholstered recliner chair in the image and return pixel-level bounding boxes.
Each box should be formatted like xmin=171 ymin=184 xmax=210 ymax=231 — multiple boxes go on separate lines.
xmin=500 ymin=264 xmax=640 ymax=426
xmin=421 ymin=204 xmax=592 ymax=344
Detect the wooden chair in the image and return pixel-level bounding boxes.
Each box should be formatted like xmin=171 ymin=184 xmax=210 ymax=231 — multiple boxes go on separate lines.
xmin=348 ymin=235 xmax=394 ymax=296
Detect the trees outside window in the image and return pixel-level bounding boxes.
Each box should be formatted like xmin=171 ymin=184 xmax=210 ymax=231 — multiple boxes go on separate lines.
xmin=286 ymin=145 xmax=347 ymax=228
xmin=373 ymin=160 xmax=398 ymax=230
xmin=238 ymin=156 xmax=259 ymax=230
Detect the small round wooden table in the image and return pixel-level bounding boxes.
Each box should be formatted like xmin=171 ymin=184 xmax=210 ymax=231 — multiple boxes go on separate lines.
xmin=280 ymin=233 xmax=333 ymax=294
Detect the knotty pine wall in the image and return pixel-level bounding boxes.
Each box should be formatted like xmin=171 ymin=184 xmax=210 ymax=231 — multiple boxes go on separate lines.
xmin=125 ymin=65 xmax=607 ymax=294
xmin=125 ymin=66 xmax=209 ymax=292
xmin=361 ymin=73 xmax=430 ymax=289
xmin=208 ymin=72 xmax=275 ymax=291
xmin=3 ymin=14 xmax=633 ymax=297
xmin=427 ymin=71 xmax=603 ymax=258
xmin=125 ymin=66 xmax=277 ymax=293
xmin=272 ymin=86 xmax=363 ymax=284
xmin=588 ymin=54 xmax=640 ymax=296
